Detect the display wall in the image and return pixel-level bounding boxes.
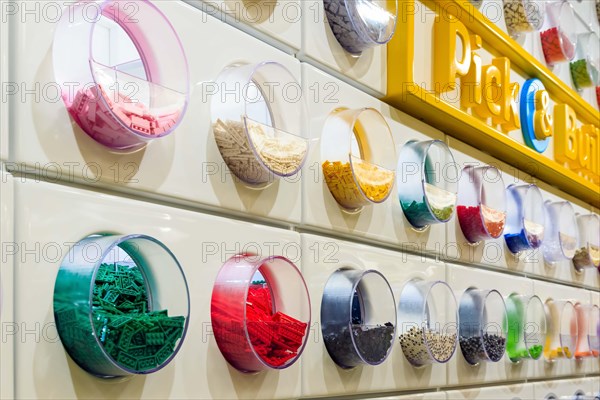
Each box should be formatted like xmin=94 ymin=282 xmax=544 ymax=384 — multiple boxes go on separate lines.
xmin=0 ymin=0 xmax=599 ymax=399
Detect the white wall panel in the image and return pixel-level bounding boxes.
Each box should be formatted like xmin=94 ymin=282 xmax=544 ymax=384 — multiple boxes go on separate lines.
xmin=446 ymin=383 xmax=534 ymax=399
xmin=186 ymin=0 xmax=301 ymax=51
xmin=532 ymin=377 xmax=596 ymax=399
xmin=0 ymin=171 xmax=15 ymax=399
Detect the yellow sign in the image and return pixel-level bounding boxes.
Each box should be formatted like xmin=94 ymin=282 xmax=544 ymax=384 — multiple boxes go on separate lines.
xmin=385 ymin=0 xmax=600 ymax=206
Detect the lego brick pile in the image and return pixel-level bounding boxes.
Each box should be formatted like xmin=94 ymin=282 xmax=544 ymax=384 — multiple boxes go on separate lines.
xmin=401 ymin=184 xmax=456 ymax=228
xmin=92 ymin=263 xmax=184 ymax=371
xmin=570 ymin=59 xmax=595 ymax=90
xmin=504 ymin=219 xmax=544 ymax=253
xmin=323 ymin=0 xmax=392 ymax=54
xmin=322 ymin=160 xmax=394 ymax=210
xmin=573 ymin=244 xmax=600 ymax=271
xmin=541 ymin=27 xmax=575 ymax=65
xmin=459 ymin=333 xmax=506 ymax=364
xmin=399 ymin=326 xmax=457 ymax=366
xmin=546 ymin=345 xmax=572 ymax=359
xmin=506 ymin=343 xmax=543 ymax=360
xmin=68 ymin=85 xmax=180 ymax=149
xmin=457 ymin=204 xmax=506 ymax=243
xmin=212 ymin=282 xmax=308 ymax=367
xmin=503 ymin=0 xmax=543 ymax=36
xmin=505 ymin=299 xmax=544 ymax=361
xmin=213 ymin=119 xmax=306 ymax=185
xmin=324 ymin=323 xmax=395 ymax=366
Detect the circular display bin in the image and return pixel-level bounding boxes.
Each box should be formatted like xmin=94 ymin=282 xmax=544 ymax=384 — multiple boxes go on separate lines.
xmin=459 ymin=289 xmax=508 ymax=365
xmin=398 ymin=279 xmax=459 ymax=367
xmin=321 ymin=269 xmax=396 ymax=368
xmin=574 ymin=303 xmax=600 ymax=358
xmin=504 ymin=294 xmax=546 ymax=362
xmin=570 ymin=32 xmax=600 ymax=91
xmin=321 ymin=108 xmax=396 ymax=212
xmin=540 ymin=1 xmax=577 ymax=66
xmin=542 ymin=201 xmax=578 ymax=264
xmin=457 ymin=166 xmax=507 ymax=244
xmin=323 ymin=0 xmax=398 ymax=56
xmin=543 ymin=299 xmax=577 ymax=362
xmin=53 ymin=0 xmax=189 ymax=152
xmin=503 ymin=184 xmax=545 ymax=254
xmin=210 ymin=254 xmax=311 ymax=373
xmin=397 ymin=140 xmax=459 ymax=230
xmin=503 ymin=0 xmax=545 ymax=39
xmin=53 ymin=234 xmax=190 ymax=378
xmin=211 ymin=62 xmax=308 ymax=189
xmin=572 ymin=214 xmax=600 ymax=272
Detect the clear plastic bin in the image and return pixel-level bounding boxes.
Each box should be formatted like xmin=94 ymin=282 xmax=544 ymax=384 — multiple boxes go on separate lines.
xmin=570 ymin=32 xmax=599 ymax=91
xmin=211 ymin=62 xmax=308 ymax=188
xmin=210 ymin=254 xmax=311 ymax=372
xmin=540 ymin=2 xmax=577 ymax=66
xmin=321 ymin=269 xmax=396 ymax=368
xmin=458 ymin=289 xmax=508 ymax=365
xmin=53 ymin=234 xmax=190 ymax=377
xmin=503 ymin=0 xmax=545 ymax=39
xmin=505 ymin=294 xmax=546 ymax=362
xmin=574 ymin=303 xmax=599 ymax=359
xmin=543 ymin=299 xmax=577 ymax=362
xmin=542 ymin=201 xmax=578 ymax=263
xmin=503 ymin=184 xmax=545 ymax=254
xmin=321 ymin=108 xmax=396 ymax=212
xmin=397 ymin=140 xmax=458 ymax=230
xmin=323 ymin=0 xmax=398 ymax=55
xmin=457 ymin=166 xmax=507 ymax=244
xmin=398 ymin=279 xmax=458 ymax=367
xmin=572 ymin=214 xmax=600 ymax=272
xmin=53 ymin=0 xmax=189 ymax=151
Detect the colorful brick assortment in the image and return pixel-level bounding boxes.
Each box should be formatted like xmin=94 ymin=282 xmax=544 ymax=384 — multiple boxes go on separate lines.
xmin=570 ymin=59 xmax=595 ymax=90
xmin=68 ymin=85 xmax=180 ymax=149
xmin=212 ymin=282 xmax=307 ymax=368
xmin=504 ymin=220 xmax=544 ymax=253
xmin=322 ymin=160 xmax=394 ymax=210
xmin=541 ymin=27 xmax=575 ymax=65
xmin=457 ymin=204 xmax=506 ymax=243
xmin=56 ymin=263 xmax=185 ymax=372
